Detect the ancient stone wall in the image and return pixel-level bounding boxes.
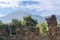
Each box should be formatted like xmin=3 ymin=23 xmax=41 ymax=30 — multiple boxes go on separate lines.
xmin=46 ymin=15 xmax=57 ymax=40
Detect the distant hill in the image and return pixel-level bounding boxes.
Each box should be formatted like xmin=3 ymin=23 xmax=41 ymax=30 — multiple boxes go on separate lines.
xmin=44 ymin=15 xmax=60 ymax=22
xmin=0 ymin=10 xmax=44 ymax=23
xmin=56 ymin=16 xmax=60 ymax=22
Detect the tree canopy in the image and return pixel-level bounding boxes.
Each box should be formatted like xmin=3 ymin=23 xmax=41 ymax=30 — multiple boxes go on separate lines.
xmin=23 ymin=15 xmax=38 ymax=28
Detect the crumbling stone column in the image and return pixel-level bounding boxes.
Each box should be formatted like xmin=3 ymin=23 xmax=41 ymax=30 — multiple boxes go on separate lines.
xmin=46 ymin=15 xmax=57 ymax=40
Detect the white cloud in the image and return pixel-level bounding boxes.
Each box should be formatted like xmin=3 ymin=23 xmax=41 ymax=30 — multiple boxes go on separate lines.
xmin=18 ymin=0 xmax=52 ymax=11
xmin=24 ymin=0 xmax=59 ymax=11
xmin=0 ymin=14 xmax=5 ymax=17
xmin=0 ymin=0 xmax=20 ymax=8
xmin=19 ymin=0 xmax=60 ymax=16
xmin=0 ymin=0 xmax=60 ymax=17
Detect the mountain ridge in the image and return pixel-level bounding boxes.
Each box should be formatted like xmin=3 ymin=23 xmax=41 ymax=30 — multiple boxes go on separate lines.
xmin=0 ymin=10 xmax=44 ymax=23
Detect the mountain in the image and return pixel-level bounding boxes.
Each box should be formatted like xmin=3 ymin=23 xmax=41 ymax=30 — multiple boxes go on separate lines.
xmin=0 ymin=10 xmax=44 ymax=23
xmin=43 ymin=15 xmax=60 ymax=22
xmin=56 ymin=16 xmax=60 ymax=22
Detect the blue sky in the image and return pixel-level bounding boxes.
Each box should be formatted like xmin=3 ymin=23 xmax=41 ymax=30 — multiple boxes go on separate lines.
xmin=0 ymin=0 xmax=60 ymax=17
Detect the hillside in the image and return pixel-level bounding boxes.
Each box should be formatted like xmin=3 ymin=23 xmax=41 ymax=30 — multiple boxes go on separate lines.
xmin=0 ymin=10 xmax=44 ymax=23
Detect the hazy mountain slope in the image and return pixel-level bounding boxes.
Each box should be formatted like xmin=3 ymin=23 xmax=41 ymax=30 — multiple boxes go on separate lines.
xmin=0 ymin=10 xmax=44 ymax=23
xmin=44 ymin=15 xmax=60 ymax=22
xmin=56 ymin=16 xmax=60 ymax=22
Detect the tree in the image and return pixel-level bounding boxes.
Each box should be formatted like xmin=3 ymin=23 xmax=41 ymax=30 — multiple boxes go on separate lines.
xmin=57 ymin=22 xmax=60 ymax=27
xmin=9 ymin=19 xmax=23 ymax=35
xmin=9 ymin=19 xmax=19 ymax=35
xmin=23 ymin=15 xmax=38 ymax=28
xmin=37 ymin=22 xmax=47 ymax=35
xmin=0 ymin=20 xmax=5 ymax=30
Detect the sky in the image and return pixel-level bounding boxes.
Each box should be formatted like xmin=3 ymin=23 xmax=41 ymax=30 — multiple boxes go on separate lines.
xmin=0 ymin=0 xmax=60 ymax=17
